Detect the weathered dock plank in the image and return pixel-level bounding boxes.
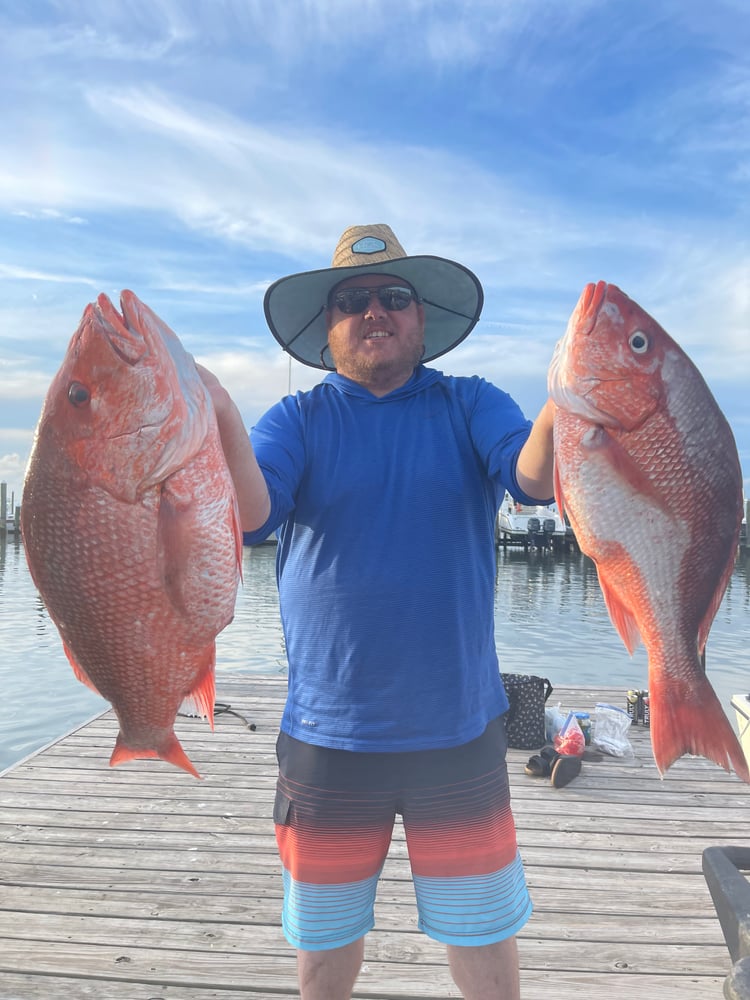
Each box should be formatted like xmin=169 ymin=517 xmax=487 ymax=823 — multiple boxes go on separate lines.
xmin=0 ymin=677 xmax=747 ymax=999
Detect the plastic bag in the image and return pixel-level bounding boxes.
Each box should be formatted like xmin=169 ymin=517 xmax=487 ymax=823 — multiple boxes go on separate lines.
xmin=553 ymin=711 xmax=585 ymax=757
xmin=545 ymin=702 xmax=568 ymax=744
xmin=592 ymin=703 xmax=634 ymax=757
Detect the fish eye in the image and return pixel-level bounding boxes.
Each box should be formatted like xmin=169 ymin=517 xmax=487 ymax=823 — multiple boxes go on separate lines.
xmin=68 ymin=382 xmax=91 ymax=407
xmin=629 ymin=331 xmax=649 ymax=354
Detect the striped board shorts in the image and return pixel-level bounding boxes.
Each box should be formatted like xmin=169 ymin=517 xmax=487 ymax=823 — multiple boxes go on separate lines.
xmin=273 ymin=715 xmax=532 ymax=951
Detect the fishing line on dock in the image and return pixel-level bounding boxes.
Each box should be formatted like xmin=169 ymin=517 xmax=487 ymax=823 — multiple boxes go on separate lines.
xmin=178 ymin=701 xmax=257 ymax=731
xmin=214 ymin=701 xmax=257 ymax=730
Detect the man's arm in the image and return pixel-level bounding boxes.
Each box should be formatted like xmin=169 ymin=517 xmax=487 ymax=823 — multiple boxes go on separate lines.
xmin=515 ymin=397 xmax=556 ymax=501
xmin=197 ymin=365 xmax=271 ymax=532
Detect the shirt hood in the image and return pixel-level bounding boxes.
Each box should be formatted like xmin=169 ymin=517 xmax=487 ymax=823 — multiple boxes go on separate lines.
xmin=322 ymin=364 xmax=443 ymax=401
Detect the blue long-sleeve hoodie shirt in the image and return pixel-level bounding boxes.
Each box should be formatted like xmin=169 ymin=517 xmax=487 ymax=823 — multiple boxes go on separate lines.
xmin=245 ymin=365 xmax=545 ymax=752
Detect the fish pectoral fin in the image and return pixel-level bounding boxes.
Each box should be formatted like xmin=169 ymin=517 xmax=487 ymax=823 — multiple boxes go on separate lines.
xmin=157 ymin=485 xmax=241 ymax=620
xmin=584 ymin=427 xmax=671 ymax=513
xmin=597 ymin=574 xmax=642 ymax=654
xmin=62 ymin=642 xmax=104 ymax=696
xmin=587 ymin=376 xmax=662 ymax=432
xmin=157 ymin=489 xmax=200 ymax=616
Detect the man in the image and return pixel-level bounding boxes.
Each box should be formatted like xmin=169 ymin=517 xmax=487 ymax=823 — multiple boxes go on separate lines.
xmin=201 ymin=224 xmax=556 ymax=999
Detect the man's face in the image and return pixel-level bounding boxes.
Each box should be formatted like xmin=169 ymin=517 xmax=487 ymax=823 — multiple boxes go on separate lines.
xmin=325 ymin=273 xmax=425 ymax=390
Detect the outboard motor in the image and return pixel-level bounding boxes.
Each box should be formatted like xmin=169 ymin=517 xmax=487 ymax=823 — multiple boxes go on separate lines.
xmin=527 ymin=516 xmax=541 ymax=548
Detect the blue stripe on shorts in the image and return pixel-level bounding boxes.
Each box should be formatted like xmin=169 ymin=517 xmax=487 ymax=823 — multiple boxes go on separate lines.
xmin=413 ymin=851 xmax=532 ymax=945
xmin=281 ymin=867 xmax=382 ymax=951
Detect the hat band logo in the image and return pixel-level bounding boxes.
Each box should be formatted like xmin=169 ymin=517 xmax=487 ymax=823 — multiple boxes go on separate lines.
xmin=351 ymin=236 xmax=387 ymax=254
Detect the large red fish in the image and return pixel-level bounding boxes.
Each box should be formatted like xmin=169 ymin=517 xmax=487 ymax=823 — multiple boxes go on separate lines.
xmin=549 ymin=281 xmax=747 ymax=782
xmin=21 ymin=291 xmax=242 ymax=779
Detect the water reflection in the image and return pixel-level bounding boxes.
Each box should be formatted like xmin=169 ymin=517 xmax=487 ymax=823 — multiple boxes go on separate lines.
xmin=0 ymin=534 xmax=106 ymax=770
xmin=217 ymin=545 xmax=287 ymax=674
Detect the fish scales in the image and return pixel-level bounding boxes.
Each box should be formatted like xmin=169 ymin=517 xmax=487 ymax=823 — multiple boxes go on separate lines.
xmin=21 ymin=291 xmax=242 ymax=778
xmin=549 ymin=280 xmax=747 ymax=782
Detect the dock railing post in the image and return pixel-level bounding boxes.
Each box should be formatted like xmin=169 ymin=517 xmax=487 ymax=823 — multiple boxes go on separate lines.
xmin=703 ymin=846 xmax=750 ymax=999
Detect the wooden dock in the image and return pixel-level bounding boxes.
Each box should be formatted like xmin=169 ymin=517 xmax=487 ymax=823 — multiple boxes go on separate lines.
xmin=1 ymin=677 xmax=748 ymax=999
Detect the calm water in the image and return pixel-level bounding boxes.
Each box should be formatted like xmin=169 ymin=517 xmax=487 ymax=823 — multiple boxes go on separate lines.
xmin=1 ymin=533 xmax=749 ymax=772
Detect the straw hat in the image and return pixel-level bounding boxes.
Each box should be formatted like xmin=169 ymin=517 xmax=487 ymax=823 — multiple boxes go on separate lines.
xmin=263 ymin=224 xmax=484 ymax=370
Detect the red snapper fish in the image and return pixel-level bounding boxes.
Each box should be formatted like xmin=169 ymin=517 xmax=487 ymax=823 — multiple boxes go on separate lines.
xmin=21 ymin=291 xmax=242 ymax=779
xmin=548 ymin=281 xmax=747 ymax=782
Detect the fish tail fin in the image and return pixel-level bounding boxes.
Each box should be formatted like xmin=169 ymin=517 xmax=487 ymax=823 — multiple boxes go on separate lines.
xmin=650 ymin=673 xmax=750 ymax=784
xmin=109 ymin=732 xmax=202 ymax=780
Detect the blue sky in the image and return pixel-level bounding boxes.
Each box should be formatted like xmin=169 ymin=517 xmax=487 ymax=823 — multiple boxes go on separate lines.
xmin=1 ymin=0 xmax=748 ymax=507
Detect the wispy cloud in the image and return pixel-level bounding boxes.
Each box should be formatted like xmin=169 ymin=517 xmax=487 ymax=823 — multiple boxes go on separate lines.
xmin=13 ymin=208 xmax=87 ymax=225
xmin=0 ymin=264 xmax=98 ymax=287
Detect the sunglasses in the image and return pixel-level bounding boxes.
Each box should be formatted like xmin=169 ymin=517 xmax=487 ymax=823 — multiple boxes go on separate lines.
xmin=330 ymin=285 xmax=420 ymax=315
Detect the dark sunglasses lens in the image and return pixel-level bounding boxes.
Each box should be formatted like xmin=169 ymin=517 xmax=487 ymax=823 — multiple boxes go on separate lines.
xmin=378 ymin=287 xmax=413 ymax=311
xmin=334 ymin=289 xmax=371 ymax=314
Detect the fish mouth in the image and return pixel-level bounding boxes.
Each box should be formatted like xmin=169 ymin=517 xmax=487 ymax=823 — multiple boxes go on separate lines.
xmin=101 ymin=290 xmax=212 ymax=493
xmin=94 ymin=293 xmax=149 ymax=366
xmin=579 ymin=281 xmax=608 ymax=326
xmin=548 ymin=281 xmax=623 ymax=428
xmin=567 ymin=281 xmax=609 ymax=340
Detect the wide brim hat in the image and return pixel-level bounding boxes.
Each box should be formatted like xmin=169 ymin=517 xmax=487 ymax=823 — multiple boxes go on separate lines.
xmin=263 ymin=223 xmax=484 ymax=370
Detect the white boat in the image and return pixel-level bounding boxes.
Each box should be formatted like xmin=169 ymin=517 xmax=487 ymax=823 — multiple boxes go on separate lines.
xmin=496 ymin=492 xmax=569 ymax=550
xmin=1 ymin=482 xmax=20 ymax=535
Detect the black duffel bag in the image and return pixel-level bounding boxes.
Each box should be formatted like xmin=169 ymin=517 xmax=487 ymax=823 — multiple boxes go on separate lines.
xmin=501 ymin=673 xmax=554 ymax=749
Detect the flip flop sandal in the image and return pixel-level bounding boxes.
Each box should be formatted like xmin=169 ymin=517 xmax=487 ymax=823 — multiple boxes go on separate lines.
xmin=550 ymin=754 xmax=582 ymax=788
xmin=524 ymin=754 xmax=551 ymax=777
xmin=524 ymin=745 xmax=558 ymax=777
